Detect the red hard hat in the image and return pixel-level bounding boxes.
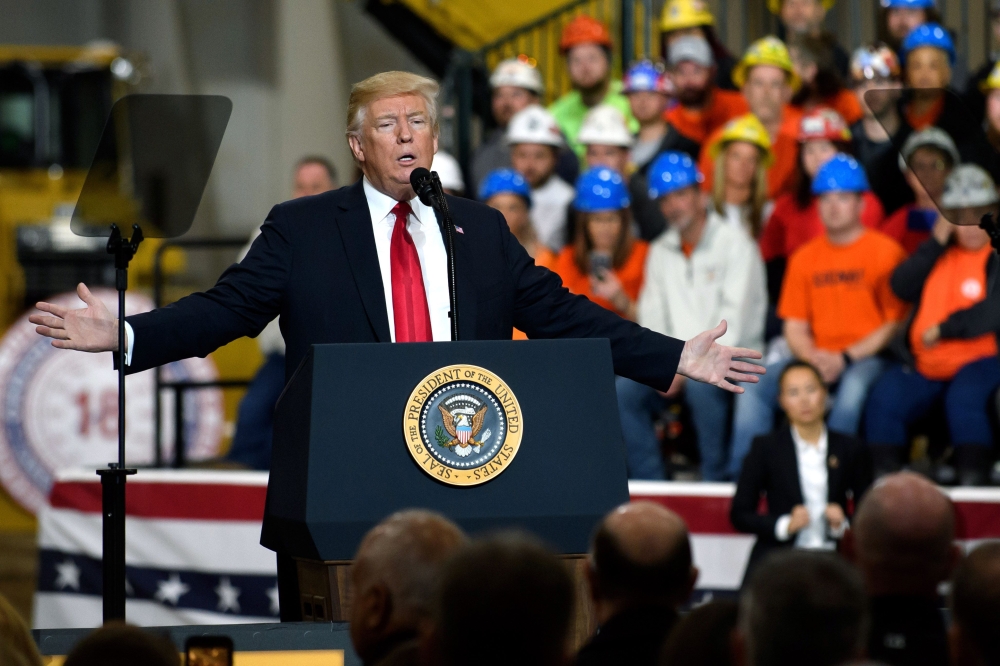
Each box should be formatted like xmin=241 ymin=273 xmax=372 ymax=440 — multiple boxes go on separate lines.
xmin=797 ymin=107 xmax=852 ymax=143
xmin=560 ymin=15 xmax=613 ymax=53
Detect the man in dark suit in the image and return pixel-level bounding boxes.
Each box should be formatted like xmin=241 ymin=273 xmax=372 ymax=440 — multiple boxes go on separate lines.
xmin=576 ymin=501 xmax=696 ymax=666
xmin=30 ymin=71 xmax=764 ymax=617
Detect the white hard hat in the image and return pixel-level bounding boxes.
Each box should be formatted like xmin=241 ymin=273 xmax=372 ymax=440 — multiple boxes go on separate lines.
xmin=432 ymin=151 xmax=465 ymax=194
xmin=940 ymin=163 xmax=1000 ymax=208
xmin=505 ymin=105 xmax=564 ymax=146
xmin=490 ymin=58 xmax=544 ymax=95
xmin=898 ymin=127 xmax=960 ymax=172
xmin=577 ymin=104 xmax=633 ymax=148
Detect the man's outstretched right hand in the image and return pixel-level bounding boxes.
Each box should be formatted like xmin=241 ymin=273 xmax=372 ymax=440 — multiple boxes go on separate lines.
xmin=29 ymin=283 xmax=118 ymax=352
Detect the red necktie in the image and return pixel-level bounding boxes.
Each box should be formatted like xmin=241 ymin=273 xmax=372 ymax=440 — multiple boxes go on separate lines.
xmin=390 ymin=201 xmax=433 ymax=342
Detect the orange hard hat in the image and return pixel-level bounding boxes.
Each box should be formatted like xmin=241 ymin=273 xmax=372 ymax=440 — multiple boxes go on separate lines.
xmin=560 ymin=15 xmax=613 ymax=53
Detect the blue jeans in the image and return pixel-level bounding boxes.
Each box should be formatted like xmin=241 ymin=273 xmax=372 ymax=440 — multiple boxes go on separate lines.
xmin=865 ymin=357 xmax=1000 ymax=447
xmin=227 ymin=353 xmax=286 ymax=470
xmin=616 ymin=376 xmax=731 ymax=481
xmin=729 ymin=354 xmax=887 ymax=479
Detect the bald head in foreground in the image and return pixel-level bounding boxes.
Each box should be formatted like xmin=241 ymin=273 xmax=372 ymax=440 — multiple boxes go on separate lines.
xmin=950 ymin=541 xmax=1000 ymax=666
xmin=576 ymin=501 xmax=697 ymax=666
xmin=846 ymin=472 xmax=959 ymax=666
xmin=350 ymin=510 xmax=467 ymax=666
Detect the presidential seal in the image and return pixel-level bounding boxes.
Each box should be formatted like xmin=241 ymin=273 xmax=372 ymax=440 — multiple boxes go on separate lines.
xmin=403 ymin=364 xmax=522 ymax=486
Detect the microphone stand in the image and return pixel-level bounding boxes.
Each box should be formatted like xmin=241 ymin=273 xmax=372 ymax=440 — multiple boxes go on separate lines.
xmin=98 ymin=223 xmax=142 ymax=621
xmin=429 ymin=173 xmax=460 ymax=342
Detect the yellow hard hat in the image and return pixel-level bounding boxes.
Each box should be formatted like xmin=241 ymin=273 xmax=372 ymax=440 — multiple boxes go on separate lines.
xmin=709 ymin=114 xmax=774 ymax=166
xmin=731 ymin=36 xmax=801 ymax=92
xmin=660 ymin=0 xmax=715 ymax=32
xmin=766 ymin=0 xmax=835 ymax=14
xmin=981 ymin=60 xmax=1000 ymax=92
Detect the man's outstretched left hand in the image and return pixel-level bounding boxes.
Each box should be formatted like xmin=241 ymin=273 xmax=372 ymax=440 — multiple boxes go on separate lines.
xmin=677 ymin=320 xmax=764 ymax=394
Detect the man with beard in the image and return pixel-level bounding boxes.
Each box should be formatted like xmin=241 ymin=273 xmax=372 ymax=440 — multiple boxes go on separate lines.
xmin=665 ymin=35 xmax=748 ymax=147
xmin=550 ymin=15 xmax=637 ymax=164
xmin=769 ymin=0 xmax=849 ymax=77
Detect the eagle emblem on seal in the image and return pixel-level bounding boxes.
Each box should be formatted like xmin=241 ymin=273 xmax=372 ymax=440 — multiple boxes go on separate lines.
xmin=438 ymin=403 xmax=491 ymax=457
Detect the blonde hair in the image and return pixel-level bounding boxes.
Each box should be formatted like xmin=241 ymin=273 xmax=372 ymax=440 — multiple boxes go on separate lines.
xmin=712 ymin=141 xmax=769 ymax=238
xmin=346 ymin=71 xmax=440 ymax=140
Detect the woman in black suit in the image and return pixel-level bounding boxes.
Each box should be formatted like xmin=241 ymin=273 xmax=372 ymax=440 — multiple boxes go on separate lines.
xmin=730 ymin=360 xmax=873 ymax=579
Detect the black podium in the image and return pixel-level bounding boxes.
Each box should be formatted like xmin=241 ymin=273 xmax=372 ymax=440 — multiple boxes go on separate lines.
xmin=261 ymin=339 xmax=630 ymax=624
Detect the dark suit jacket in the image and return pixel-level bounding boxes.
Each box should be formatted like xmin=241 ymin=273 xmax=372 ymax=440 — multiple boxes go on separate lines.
xmin=730 ymin=427 xmax=873 ymax=575
xmin=574 ymin=605 xmax=679 ymax=666
xmin=124 ymin=180 xmax=684 ymax=388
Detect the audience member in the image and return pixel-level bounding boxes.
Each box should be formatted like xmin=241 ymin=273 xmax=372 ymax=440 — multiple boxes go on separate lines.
xmin=0 ymin=592 xmax=42 ymax=666
xmin=576 ymin=501 xmax=698 ymax=666
xmin=950 ymin=541 xmax=1000 ymax=666
xmin=479 ymin=168 xmax=551 ymax=264
xmin=865 ymin=165 xmax=1000 ymax=484
xmin=472 ymin=58 xmax=545 ymax=190
xmin=759 ymin=109 xmax=885 ymax=306
xmin=788 ymin=34 xmax=862 ymax=124
xmin=431 ymin=151 xmax=465 ymax=196
xmin=63 ymin=623 xmax=179 ymax=666
xmin=431 ymin=532 xmax=574 ymax=666
xmin=665 ymin=35 xmax=749 ymax=146
xmin=701 ymin=37 xmax=802 ymax=199
xmin=900 ymin=24 xmax=968 ymax=140
xmin=350 ymin=510 xmax=467 ymax=666
xmin=846 ymin=472 xmax=959 ymax=666
xmin=731 ymin=155 xmax=906 ymax=478
xmin=227 ymin=155 xmax=339 ymax=470
xmin=618 ymin=152 xmax=765 ymax=480
xmin=983 ymin=61 xmax=1000 ymax=157
xmin=551 ymin=16 xmax=637 ymax=163
xmin=731 ymin=361 xmax=872 ymax=576
xmin=878 ymin=0 xmax=939 ymax=54
xmin=578 ymin=104 xmax=633 ymax=175
xmin=625 ymin=59 xmax=700 ymax=241
xmin=507 ymin=104 xmax=575 ymax=251
xmin=769 ymin=0 xmax=849 ymax=77
xmin=705 ymin=114 xmax=774 ymax=238
xmin=880 ymin=127 xmax=959 ymax=254
xmin=734 ymin=550 xmax=868 ymax=666
xmin=552 ymin=167 xmax=647 ymax=319
xmin=658 ymin=0 xmax=738 ymax=91
xmin=962 ymin=1 xmax=1000 ymax=126
xmin=849 ymin=44 xmax=911 ymax=215
xmin=658 ymin=600 xmax=738 ymax=666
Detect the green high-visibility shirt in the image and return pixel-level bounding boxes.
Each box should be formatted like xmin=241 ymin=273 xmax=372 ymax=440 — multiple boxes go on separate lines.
xmin=548 ymin=80 xmax=639 ymax=165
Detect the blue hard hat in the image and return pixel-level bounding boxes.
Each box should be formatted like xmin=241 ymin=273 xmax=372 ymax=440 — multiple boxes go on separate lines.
xmin=647 ymin=151 xmax=703 ymax=199
xmin=574 ymin=167 xmax=631 ymax=212
xmin=478 ymin=168 xmax=532 ymax=207
xmin=880 ymin=0 xmax=935 ymax=9
xmin=623 ymin=59 xmax=669 ymax=94
xmin=811 ymin=153 xmax=871 ymax=194
xmin=900 ymin=23 xmax=956 ymax=66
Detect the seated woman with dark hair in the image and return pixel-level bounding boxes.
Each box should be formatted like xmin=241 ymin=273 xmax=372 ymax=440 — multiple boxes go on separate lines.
xmin=730 ymin=361 xmax=873 ymax=577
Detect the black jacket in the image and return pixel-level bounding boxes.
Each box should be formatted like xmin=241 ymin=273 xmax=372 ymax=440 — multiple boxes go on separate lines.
xmin=887 ymin=236 xmax=1000 ymax=368
xmin=868 ymin=595 xmax=949 ymax=666
xmin=123 ymin=180 xmax=685 ymax=389
xmin=730 ymin=427 xmax=872 ymax=577
xmin=575 ymin=605 xmax=679 ymax=666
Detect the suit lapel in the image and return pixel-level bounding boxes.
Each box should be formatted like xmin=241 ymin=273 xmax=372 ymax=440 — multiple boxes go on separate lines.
xmin=336 ymin=180 xmax=391 ymax=343
xmin=780 ymin=427 xmax=805 ymax=506
xmin=826 ymin=434 xmax=844 ymax=504
xmin=443 ymin=196 xmax=478 ymax=340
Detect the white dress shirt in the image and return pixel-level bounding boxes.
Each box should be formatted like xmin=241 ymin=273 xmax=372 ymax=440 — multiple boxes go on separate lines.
xmin=774 ymin=425 xmax=846 ymax=550
xmin=123 ymin=177 xmax=452 ymax=363
xmin=530 ymin=175 xmax=574 ymax=252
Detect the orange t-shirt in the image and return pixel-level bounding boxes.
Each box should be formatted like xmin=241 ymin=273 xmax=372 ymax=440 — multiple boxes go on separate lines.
xmin=550 ymin=241 xmax=649 ymax=313
xmin=699 ymin=106 xmax=802 ymax=200
xmin=909 ymin=245 xmax=998 ymax=380
xmin=666 ymin=89 xmax=750 ymax=145
xmin=513 ymin=247 xmax=558 ymax=340
xmin=778 ymin=229 xmax=909 ymax=352
xmin=904 ymin=97 xmax=945 ymax=131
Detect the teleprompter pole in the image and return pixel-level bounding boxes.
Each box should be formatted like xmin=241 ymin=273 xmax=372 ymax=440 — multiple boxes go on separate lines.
xmin=98 ymin=223 xmax=142 ymax=622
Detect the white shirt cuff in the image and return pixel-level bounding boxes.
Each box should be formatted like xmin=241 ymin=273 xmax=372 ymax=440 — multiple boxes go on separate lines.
xmin=829 ymin=516 xmax=849 ymax=539
xmin=124 ymin=321 xmax=134 ymax=366
xmin=775 ymin=514 xmax=792 ymax=541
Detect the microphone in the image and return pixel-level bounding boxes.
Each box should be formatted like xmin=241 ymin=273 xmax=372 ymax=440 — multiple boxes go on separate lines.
xmin=409 ymin=167 xmax=436 ymax=207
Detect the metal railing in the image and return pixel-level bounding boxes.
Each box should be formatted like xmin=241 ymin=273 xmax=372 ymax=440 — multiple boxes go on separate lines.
xmin=151 ymin=238 xmax=253 ymax=468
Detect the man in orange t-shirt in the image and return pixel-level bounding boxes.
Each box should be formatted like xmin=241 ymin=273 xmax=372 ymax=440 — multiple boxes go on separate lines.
xmin=699 ymin=37 xmax=803 ymax=199
xmin=665 ymin=35 xmax=749 ymax=147
xmin=728 ymin=154 xmax=907 ymax=478
xmin=865 ymin=165 xmax=1000 ymax=484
